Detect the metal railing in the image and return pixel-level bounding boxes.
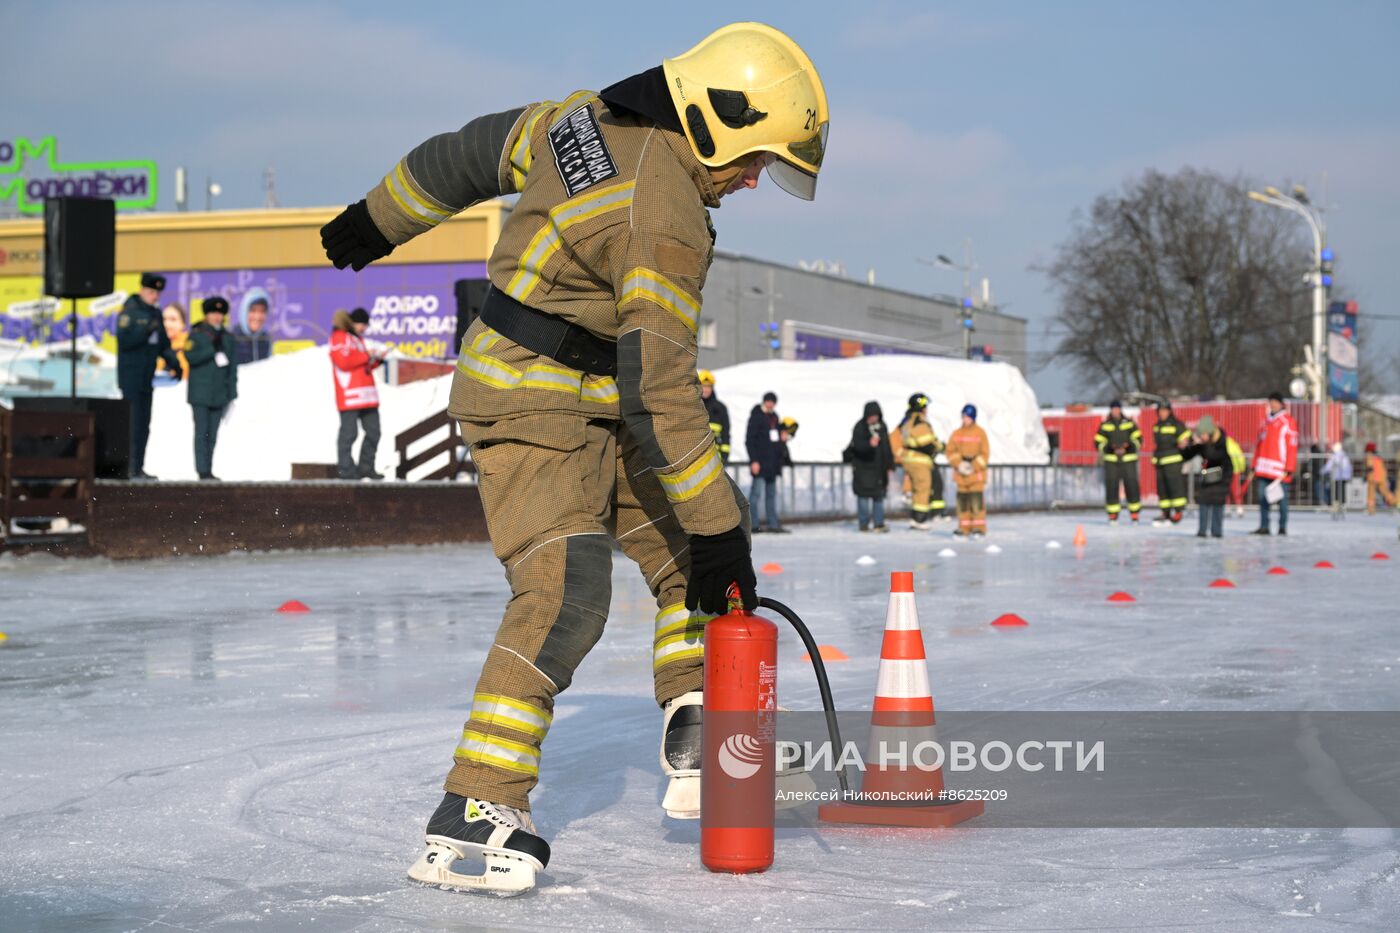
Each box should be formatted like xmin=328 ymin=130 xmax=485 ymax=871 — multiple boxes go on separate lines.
xmin=726 ymin=461 xmax=1102 ymax=520
xmin=1183 ymin=451 xmax=1392 ymax=512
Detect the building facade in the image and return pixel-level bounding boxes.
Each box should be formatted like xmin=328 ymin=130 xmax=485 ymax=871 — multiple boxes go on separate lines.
xmin=1 ymin=208 xmax=1027 ymax=375
xmin=698 ymin=252 xmax=1028 ymax=373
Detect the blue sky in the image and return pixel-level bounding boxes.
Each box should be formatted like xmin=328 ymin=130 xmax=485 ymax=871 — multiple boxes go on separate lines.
xmin=5 ymin=0 xmax=1398 ymax=403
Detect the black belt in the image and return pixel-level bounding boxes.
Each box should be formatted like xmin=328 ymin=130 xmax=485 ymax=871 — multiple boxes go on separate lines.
xmin=478 ymin=286 xmax=618 ymax=377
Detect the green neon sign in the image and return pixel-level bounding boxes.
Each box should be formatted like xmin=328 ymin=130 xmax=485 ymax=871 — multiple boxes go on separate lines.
xmin=0 ymin=136 xmax=158 ymax=215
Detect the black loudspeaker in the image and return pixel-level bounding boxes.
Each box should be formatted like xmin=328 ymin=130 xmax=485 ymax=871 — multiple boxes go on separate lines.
xmin=454 ymin=278 xmax=491 ymax=354
xmin=43 ymin=197 xmax=116 ymax=299
xmin=14 ymin=397 xmax=131 ymax=478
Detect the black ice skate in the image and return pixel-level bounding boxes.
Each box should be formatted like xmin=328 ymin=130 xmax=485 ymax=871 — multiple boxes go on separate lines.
xmin=407 ymin=793 xmax=550 ymax=896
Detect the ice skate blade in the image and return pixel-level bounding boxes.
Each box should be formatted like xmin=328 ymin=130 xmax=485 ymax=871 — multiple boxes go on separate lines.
xmin=662 ymin=768 xmax=817 ymax=818
xmin=662 ymin=772 xmax=700 ymax=819
xmin=407 ymin=838 xmax=540 ymax=896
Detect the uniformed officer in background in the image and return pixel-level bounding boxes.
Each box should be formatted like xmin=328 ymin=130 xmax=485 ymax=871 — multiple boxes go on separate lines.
xmin=185 ymin=296 xmax=239 ymax=480
xmin=116 ymin=272 xmax=183 ymax=479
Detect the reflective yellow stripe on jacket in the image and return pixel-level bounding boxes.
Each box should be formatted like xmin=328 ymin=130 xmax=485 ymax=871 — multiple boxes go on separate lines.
xmin=456 ymin=328 xmax=619 ymax=404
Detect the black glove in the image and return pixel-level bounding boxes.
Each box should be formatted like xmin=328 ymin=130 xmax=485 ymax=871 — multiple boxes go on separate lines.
xmin=321 ymin=199 xmax=394 ymax=271
xmin=685 ymin=525 xmax=757 ymax=615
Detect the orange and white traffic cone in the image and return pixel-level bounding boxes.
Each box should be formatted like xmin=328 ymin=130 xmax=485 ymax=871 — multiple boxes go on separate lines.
xmin=818 ymin=571 xmax=985 ymax=828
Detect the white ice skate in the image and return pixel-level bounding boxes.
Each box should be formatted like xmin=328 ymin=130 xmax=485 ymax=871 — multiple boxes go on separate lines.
xmin=407 ymin=793 xmax=550 ymax=896
xmin=908 ymin=519 xmax=931 ymax=531
xmin=659 ymin=691 xmax=816 ymax=819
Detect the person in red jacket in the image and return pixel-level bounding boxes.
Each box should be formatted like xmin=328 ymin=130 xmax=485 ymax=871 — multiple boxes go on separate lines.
xmin=1250 ymin=391 xmax=1298 ymax=535
xmin=330 ymin=308 xmax=386 ymax=479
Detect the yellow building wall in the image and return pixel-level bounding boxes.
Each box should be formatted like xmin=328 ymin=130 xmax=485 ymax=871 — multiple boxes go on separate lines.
xmin=0 ymin=201 xmax=507 ymax=279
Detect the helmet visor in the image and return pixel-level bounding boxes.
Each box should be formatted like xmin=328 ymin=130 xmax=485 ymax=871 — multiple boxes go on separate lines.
xmin=766 ymin=122 xmax=827 ymax=201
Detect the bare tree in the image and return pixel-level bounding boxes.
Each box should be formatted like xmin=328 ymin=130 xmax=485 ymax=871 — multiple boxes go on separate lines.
xmin=1042 ymin=168 xmax=1314 ymax=399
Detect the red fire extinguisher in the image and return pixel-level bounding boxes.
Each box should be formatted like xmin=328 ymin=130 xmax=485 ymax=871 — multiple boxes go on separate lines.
xmin=701 ymin=599 xmax=777 ymax=873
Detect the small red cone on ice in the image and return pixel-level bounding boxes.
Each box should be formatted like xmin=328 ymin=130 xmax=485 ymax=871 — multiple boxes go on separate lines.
xmin=1372 ymin=552 xmax=1391 ymax=561
xmin=761 ymin=562 xmax=784 ymax=575
xmin=1314 ymin=560 xmax=1335 ymax=570
xmin=1107 ymin=591 xmax=1136 ymax=603
xmin=277 ymin=600 xmax=311 ymax=613
xmin=800 ymin=645 xmax=849 ymax=662
xmin=1072 ymin=525 xmax=1087 ymax=547
xmin=1267 ymin=566 xmax=1289 ymax=576
xmin=1208 ymin=578 xmax=1236 ymax=589
xmin=991 ymin=613 xmax=1029 ymax=627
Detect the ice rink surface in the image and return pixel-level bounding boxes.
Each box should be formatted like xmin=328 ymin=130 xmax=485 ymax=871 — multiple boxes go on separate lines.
xmin=2 ymin=511 xmax=1398 ymax=931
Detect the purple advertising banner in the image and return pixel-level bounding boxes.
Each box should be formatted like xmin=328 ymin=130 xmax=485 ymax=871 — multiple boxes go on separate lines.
xmin=0 ymin=261 xmax=485 ymax=361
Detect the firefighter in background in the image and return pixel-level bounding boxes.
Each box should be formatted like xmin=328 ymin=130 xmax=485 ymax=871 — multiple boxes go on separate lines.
xmin=947 ymin=403 xmax=989 ymax=537
xmin=319 ymin=22 xmax=827 ymax=894
xmin=778 ymin=415 xmax=799 ymax=488
xmin=1365 ymin=442 xmax=1396 ymax=513
xmin=697 ymin=370 xmax=730 ymax=462
xmin=1095 ymin=400 xmax=1143 ymax=524
xmin=897 ymin=393 xmax=944 ymax=530
xmin=1225 ymin=432 xmax=1249 ymax=518
xmin=1151 ymin=400 xmax=1190 ymax=525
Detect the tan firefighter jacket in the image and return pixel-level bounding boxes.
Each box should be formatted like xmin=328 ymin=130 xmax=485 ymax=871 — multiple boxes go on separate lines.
xmin=360 ymin=91 xmax=738 ymax=536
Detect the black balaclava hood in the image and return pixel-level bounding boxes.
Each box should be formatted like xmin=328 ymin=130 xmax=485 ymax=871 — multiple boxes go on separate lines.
xmin=599 ymin=66 xmax=683 ymax=133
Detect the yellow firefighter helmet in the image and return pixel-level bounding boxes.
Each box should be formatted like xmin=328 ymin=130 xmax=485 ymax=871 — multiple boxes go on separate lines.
xmin=663 ymin=22 xmax=829 ymax=200
xmin=697 ymin=369 xmax=716 ymax=386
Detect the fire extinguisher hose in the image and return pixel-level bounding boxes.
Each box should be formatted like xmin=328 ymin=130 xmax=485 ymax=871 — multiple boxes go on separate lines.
xmin=756 ymin=596 xmax=851 ymax=794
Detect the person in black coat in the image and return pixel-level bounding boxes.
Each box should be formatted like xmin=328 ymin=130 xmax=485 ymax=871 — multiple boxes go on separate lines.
xmin=847 ymin=401 xmax=894 ymax=532
xmin=116 ymin=272 xmax=183 ymax=479
xmin=745 ymin=391 xmax=784 ymax=532
xmin=1180 ymin=415 xmax=1234 ymax=538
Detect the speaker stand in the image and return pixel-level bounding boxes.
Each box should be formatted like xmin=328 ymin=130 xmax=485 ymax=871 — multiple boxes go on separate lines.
xmin=70 ymin=297 xmax=79 ymax=399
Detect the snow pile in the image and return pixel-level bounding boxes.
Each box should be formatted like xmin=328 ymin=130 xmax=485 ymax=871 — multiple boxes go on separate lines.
xmin=143 ymin=350 xmax=1049 ymax=480
xmin=145 ymin=348 xmax=455 ymax=481
xmin=712 ymin=355 xmax=1049 ymax=464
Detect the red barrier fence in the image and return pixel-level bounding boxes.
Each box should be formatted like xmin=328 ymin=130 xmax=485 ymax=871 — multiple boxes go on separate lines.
xmin=1043 ymin=400 xmax=1344 ymax=502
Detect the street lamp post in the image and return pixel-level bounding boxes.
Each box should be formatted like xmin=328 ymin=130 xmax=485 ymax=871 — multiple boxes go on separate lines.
xmin=1246 ymin=185 xmax=1329 ymax=447
xmin=918 ymin=239 xmax=980 ymax=359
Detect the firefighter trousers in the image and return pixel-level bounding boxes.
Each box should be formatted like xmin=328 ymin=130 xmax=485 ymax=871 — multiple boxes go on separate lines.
xmin=955 ymin=489 xmax=986 ymax=534
xmin=1103 ymin=460 xmax=1141 ymax=516
xmin=444 ymin=411 xmax=748 ymax=810
xmin=1155 ymin=462 xmax=1186 ymax=514
xmin=906 ymin=460 xmax=933 ymax=522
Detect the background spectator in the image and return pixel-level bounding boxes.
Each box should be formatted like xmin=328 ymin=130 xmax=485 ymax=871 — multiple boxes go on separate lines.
xmin=1182 ymin=415 xmax=1232 ymax=538
xmin=745 ymin=391 xmax=785 ymax=533
xmin=846 ymin=401 xmax=893 ymax=532
xmin=1250 ymin=391 xmax=1298 ymax=536
xmin=156 ymin=302 xmax=189 ymax=381
xmin=1321 ymin=441 xmax=1352 ymax=512
xmin=331 ymin=308 xmax=386 ymax=480
xmin=235 ymin=296 xmax=274 ymax=364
